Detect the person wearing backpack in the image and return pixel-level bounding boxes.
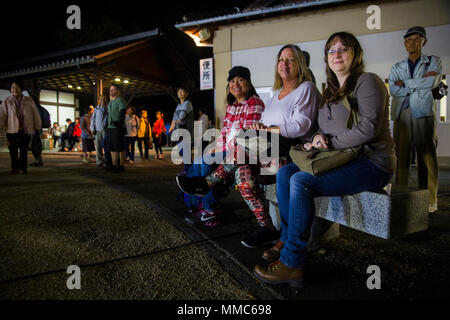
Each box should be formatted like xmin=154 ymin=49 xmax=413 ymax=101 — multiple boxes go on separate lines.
xmin=30 ymin=96 xmax=49 ymax=167
xmin=389 ymin=26 xmax=442 ymax=213
xmin=124 ymin=106 xmax=140 ymax=165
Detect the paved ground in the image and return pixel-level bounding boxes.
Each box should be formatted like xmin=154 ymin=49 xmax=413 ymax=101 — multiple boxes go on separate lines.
xmin=0 ymin=149 xmax=449 ymax=300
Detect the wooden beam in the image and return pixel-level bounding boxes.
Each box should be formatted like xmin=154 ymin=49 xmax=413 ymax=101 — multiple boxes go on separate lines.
xmin=125 ymin=93 xmax=136 ymax=106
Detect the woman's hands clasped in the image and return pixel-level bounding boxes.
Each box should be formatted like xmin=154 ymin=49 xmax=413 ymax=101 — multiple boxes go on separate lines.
xmin=303 ymin=134 xmax=329 ymax=150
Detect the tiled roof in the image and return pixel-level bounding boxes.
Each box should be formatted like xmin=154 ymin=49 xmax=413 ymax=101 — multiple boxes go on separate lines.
xmin=176 ymin=0 xmax=351 ymax=28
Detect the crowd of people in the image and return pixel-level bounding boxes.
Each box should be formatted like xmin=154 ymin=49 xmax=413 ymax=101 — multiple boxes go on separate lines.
xmin=0 ymin=81 xmax=196 ymax=173
xmin=0 ymin=26 xmax=443 ymax=289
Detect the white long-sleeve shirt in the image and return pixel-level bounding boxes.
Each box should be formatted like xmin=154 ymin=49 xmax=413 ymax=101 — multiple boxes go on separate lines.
xmin=261 ymin=81 xmax=321 ymax=139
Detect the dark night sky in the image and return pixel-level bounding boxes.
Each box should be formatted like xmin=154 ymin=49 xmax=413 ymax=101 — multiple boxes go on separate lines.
xmin=1 ymin=1 xmax=254 ymax=62
xmin=1 ymin=1 xmax=255 ymax=122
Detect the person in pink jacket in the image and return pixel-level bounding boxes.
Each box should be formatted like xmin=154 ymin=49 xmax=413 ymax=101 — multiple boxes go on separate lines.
xmin=0 ymin=81 xmax=41 ymax=174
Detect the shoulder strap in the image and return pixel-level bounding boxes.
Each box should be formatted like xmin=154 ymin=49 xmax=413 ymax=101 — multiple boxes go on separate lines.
xmin=341 ymin=91 xmax=359 ymax=129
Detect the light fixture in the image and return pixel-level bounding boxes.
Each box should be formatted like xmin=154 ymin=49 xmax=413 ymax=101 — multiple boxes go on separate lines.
xmin=184 ymin=31 xmax=213 ymax=47
xmin=92 ymin=82 xmax=96 ymax=85
xmin=199 ymin=28 xmax=211 ymax=42
xmin=77 ymin=86 xmax=82 ymax=90
xmin=115 ymin=77 xmax=121 ymax=82
xmin=124 ymin=80 xmax=129 ymax=84
xmin=67 ymin=85 xmax=73 ymax=88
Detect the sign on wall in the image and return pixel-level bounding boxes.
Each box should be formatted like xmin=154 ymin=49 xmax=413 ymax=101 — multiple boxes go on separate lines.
xmin=200 ymin=58 xmax=214 ymax=90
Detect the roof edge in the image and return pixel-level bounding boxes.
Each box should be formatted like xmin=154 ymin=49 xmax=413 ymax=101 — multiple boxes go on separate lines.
xmin=1 ymin=28 xmax=161 ymax=71
xmin=175 ymin=0 xmax=350 ymax=29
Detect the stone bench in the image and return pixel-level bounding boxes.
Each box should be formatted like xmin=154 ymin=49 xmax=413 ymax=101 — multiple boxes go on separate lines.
xmin=264 ymin=184 xmax=429 ymax=250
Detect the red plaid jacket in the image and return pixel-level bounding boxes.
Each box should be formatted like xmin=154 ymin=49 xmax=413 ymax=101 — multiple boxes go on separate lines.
xmin=215 ymin=95 xmax=265 ymax=153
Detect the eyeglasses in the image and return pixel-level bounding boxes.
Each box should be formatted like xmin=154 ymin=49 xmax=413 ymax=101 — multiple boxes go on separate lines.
xmin=327 ymin=47 xmax=350 ymax=55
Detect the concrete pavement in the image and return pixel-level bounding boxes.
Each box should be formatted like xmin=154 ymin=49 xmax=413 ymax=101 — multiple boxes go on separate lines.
xmin=0 ymin=150 xmax=449 ymax=299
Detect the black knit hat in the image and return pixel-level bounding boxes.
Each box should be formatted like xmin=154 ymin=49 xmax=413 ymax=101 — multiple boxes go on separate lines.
xmin=227 ymin=66 xmax=251 ymax=82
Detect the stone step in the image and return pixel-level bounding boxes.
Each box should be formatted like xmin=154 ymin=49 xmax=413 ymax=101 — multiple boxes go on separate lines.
xmin=265 ymin=184 xmax=428 ymax=240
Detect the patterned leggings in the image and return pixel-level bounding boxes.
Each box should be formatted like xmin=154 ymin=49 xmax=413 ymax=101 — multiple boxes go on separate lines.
xmin=207 ymin=149 xmax=275 ymax=229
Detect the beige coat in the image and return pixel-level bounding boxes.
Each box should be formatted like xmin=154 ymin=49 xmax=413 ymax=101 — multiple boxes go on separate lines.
xmin=0 ymin=95 xmax=41 ymax=134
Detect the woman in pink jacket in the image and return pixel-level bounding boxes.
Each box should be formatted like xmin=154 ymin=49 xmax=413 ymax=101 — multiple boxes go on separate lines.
xmin=0 ymin=81 xmax=41 ymax=174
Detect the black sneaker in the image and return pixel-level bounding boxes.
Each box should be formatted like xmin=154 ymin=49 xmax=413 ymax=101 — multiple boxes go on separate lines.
xmin=241 ymin=226 xmax=281 ymax=248
xmin=184 ymin=206 xmax=203 ymax=225
xmin=176 ymin=175 xmax=210 ymax=196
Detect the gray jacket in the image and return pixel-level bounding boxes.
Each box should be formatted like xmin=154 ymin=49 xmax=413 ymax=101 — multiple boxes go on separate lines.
xmin=317 ymin=73 xmax=396 ymax=173
xmin=173 ymin=100 xmax=194 ymax=142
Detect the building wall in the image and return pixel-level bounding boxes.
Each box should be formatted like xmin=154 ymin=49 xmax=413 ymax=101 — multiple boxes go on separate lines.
xmin=213 ymin=0 xmax=450 ymax=156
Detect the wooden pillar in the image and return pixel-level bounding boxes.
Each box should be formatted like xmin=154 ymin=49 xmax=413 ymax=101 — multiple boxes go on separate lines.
xmin=94 ymin=71 xmax=105 ymax=105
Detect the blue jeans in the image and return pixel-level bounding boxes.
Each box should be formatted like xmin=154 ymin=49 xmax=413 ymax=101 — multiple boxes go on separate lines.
xmin=187 ymin=152 xmax=226 ymax=212
xmin=276 ymin=158 xmax=392 ymax=269
xmin=125 ymin=136 xmax=137 ymax=161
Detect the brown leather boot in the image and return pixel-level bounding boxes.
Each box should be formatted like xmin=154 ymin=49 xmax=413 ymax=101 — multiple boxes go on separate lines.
xmin=262 ymin=240 xmax=284 ymax=262
xmin=253 ymin=260 xmax=305 ymax=288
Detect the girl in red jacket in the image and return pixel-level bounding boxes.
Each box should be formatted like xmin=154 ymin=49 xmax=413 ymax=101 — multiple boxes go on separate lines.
xmin=73 ymin=117 xmax=82 ymax=151
xmin=152 ymin=111 xmax=165 ymax=159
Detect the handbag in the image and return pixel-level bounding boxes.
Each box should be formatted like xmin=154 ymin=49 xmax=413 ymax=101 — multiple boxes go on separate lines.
xmin=289 ymin=145 xmax=362 ymax=176
xmin=432 ymin=81 xmax=448 ymax=100
xmin=426 ymin=56 xmax=447 ymax=100
xmin=289 ymin=92 xmax=362 ymax=176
